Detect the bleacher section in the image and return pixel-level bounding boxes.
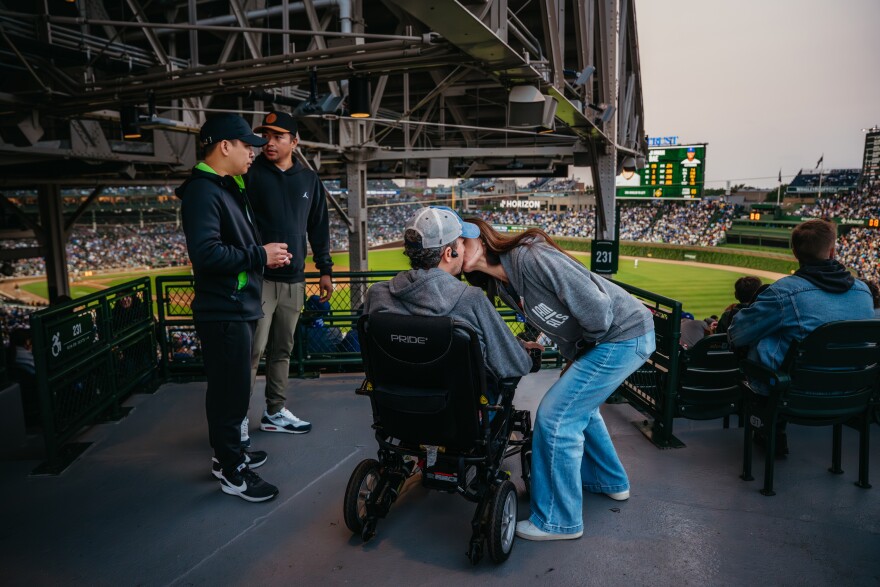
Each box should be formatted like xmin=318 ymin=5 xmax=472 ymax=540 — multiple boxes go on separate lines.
xmin=4 ymin=182 xmax=879 ymax=287
xmin=787 ymin=168 xmax=861 ymax=195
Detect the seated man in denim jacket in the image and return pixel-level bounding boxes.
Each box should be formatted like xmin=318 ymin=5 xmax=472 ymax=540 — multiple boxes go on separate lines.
xmin=728 ymin=219 xmax=873 ymax=454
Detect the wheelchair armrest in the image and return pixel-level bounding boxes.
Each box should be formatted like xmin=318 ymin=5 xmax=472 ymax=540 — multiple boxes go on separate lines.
xmin=739 ymin=359 xmax=790 ymax=396
xmin=484 ymin=377 xmax=521 ymax=410
xmin=497 ymin=377 xmax=521 ymax=397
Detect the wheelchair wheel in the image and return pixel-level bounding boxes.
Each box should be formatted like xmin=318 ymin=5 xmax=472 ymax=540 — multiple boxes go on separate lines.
xmin=343 ymin=458 xmax=381 ymax=536
xmin=486 ymin=480 xmax=517 ymax=563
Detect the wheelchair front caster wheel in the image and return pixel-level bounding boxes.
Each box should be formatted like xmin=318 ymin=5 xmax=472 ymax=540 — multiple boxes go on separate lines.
xmin=361 ymin=519 xmax=377 ymax=542
xmin=467 ymin=540 xmax=483 ymax=565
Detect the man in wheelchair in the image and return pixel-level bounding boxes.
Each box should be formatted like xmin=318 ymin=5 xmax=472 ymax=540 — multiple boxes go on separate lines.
xmin=364 ymin=206 xmax=537 ymax=382
xmin=343 ymin=206 xmax=540 ymax=564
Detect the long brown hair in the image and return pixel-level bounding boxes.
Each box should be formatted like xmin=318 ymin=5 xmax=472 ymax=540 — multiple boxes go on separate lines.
xmin=462 ymin=217 xmax=576 ymax=296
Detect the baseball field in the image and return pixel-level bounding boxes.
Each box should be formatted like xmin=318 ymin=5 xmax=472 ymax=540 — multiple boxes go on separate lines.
xmin=13 ymin=248 xmax=783 ymax=320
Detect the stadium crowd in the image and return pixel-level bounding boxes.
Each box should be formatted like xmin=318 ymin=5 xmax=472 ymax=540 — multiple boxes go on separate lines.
xmin=798 ymin=182 xmax=880 ymax=221
xmin=6 ymin=223 xmax=189 ymax=278
xmin=1 ymin=198 xmax=847 ymax=280
xmin=3 ymin=190 xmax=875 ymax=297
xmin=479 ymin=200 xmax=740 ymax=247
xmin=641 ymin=201 xmax=740 ymax=247
xmin=0 ymin=305 xmax=32 ymax=346
xmin=795 ymin=183 xmax=880 ymax=282
xmin=836 ymin=228 xmax=879 ymax=283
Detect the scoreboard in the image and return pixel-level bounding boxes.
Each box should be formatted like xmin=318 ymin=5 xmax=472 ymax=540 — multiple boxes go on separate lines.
xmin=862 ymin=129 xmax=880 ymax=185
xmin=616 ymin=144 xmax=707 ymax=199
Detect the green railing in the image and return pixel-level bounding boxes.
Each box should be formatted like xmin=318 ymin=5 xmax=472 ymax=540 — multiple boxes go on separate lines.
xmin=26 ymin=270 xmax=686 ymax=473
xmin=29 ymin=278 xmax=158 ymax=473
xmin=155 ymin=271 xmax=400 ymax=379
xmin=156 ymin=271 xmax=561 ymax=379
xmin=611 ymin=280 xmax=684 ymax=448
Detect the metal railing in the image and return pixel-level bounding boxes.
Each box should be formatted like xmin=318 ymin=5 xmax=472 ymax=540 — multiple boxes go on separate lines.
xmin=612 ymin=280 xmax=684 ymax=448
xmin=29 ymin=278 xmax=158 ymax=473
xmin=155 ymin=271 xmax=560 ymax=378
xmin=31 ymin=270 xmax=680 ymax=473
xmin=155 ymin=271 xmax=401 ymax=379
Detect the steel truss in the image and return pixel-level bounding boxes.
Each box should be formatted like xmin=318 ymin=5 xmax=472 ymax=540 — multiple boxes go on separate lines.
xmin=0 ymin=0 xmax=645 ymax=293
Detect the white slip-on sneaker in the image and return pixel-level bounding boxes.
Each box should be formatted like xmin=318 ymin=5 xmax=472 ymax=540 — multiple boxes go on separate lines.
xmin=515 ymin=520 xmax=583 ymax=541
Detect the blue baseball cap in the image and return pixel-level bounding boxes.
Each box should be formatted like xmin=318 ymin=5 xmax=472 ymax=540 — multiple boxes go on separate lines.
xmin=687 ymin=147 xmax=695 ymax=153
xmin=405 ymin=206 xmax=479 ymax=248
xmin=431 ymin=206 xmax=480 ymax=239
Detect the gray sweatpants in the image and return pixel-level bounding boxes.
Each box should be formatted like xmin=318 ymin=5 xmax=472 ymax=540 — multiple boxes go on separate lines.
xmin=250 ymin=280 xmax=306 ymax=414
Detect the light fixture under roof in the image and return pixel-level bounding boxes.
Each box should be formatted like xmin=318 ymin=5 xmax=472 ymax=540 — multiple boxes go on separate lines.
xmin=508 ymin=85 xmax=557 ymax=130
xmin=348 ymin=76 xmax=371 ymax=118
xmin=120 ymin=105 xmax=142 ymax=140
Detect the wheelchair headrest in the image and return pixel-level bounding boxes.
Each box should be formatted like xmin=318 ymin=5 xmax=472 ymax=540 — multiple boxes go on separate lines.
xmin=362 ymin=313 xmax=460 ymax=365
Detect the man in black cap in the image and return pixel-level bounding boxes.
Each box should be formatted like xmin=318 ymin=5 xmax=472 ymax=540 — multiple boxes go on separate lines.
xmin=244 ymin=111 xmax=333 ymax=441
xmin=177 ymin=113 xmax=293 ymax=502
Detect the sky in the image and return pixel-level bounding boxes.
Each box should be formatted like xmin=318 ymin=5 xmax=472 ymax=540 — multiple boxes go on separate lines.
xmin=632 ymin=0 xmax=880 ymax=189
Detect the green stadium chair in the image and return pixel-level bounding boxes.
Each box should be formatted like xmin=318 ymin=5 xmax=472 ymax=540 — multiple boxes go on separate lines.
xmin=675 ymin=334 xmax=742 ymax=425
xmin=740 ymin=320 xmax=880 ymax=496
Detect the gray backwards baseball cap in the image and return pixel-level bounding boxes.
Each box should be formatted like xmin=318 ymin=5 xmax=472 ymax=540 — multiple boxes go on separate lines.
xmin=200 ymin=113 xmax=268 ymax=147
xmin=405 ymin=206 xmax=480 ymax=248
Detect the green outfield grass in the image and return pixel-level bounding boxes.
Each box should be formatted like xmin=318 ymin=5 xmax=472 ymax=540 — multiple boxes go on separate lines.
xmin=19 ymin=266 xmax=190 ymax=300
xmin=333 ymin=249 xmax=772 ymax=319
xmin=600 ymin=255 xmax=772 ymax=318
xmin=20 ymin=249 xmax=774 ymax=320
xmin=329 ymin=250 xmax=409 ymax=271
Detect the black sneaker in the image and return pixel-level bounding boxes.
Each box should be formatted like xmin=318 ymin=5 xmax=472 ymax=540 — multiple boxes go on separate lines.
xmin=219 ymin=463 xmax=279 ymax=503
xmin=211 ymin=450 xmax=269 ymax=479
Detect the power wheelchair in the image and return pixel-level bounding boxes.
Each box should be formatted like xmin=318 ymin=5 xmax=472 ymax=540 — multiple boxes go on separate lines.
xmin=343 ymin=312 xmax=533 ymax=564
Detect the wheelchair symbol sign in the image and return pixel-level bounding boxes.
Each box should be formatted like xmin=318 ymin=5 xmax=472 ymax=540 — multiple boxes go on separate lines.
xmin=51 ymin=331 xmax=62 ymax=357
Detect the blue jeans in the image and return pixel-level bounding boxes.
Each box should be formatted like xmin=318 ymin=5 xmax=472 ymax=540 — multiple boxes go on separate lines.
xmin=529 ymin=332 xmax=656 ymax=534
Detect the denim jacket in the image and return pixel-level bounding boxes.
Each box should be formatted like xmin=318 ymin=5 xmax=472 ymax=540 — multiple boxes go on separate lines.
xmin=728 ymin=274 xmax=873 ymax=380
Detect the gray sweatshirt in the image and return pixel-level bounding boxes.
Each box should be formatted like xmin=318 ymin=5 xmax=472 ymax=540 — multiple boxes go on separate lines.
xmin=364 ymin=268 xmax=533 ymax=379
xmin=497 ymin=240 xmax=654 ymax=361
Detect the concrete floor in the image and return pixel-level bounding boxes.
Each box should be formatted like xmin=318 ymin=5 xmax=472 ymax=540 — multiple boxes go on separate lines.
xmin=2 ymin=369 xmax=879 ymax=586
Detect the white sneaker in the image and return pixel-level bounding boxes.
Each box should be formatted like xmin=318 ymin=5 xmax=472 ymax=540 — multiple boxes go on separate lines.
xmin=240 ymin=417 xmax=250 ymax=448
xmin=260 ymin=407 xmax=312 ymax=434
xmin=515 ymin=520 xmax=582 ymax=541
xmin=606 ymin=490 xmax=630 ymax=501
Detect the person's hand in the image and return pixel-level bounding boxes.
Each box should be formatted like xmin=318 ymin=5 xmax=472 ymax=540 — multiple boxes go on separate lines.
xmin=522 ymin=341 xmax=544 ymax=351
xmin=264 ymin=242 xmax=292 ymax=269
xmin=318 ymin=274 xmax=334 ymax=302
xmin=528 ymin=347 xmax=543 ymax=373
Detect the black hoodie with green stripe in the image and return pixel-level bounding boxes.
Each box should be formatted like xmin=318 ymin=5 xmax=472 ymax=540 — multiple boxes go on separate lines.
xmin=176 ymin=163 xmax=267 ymax=321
